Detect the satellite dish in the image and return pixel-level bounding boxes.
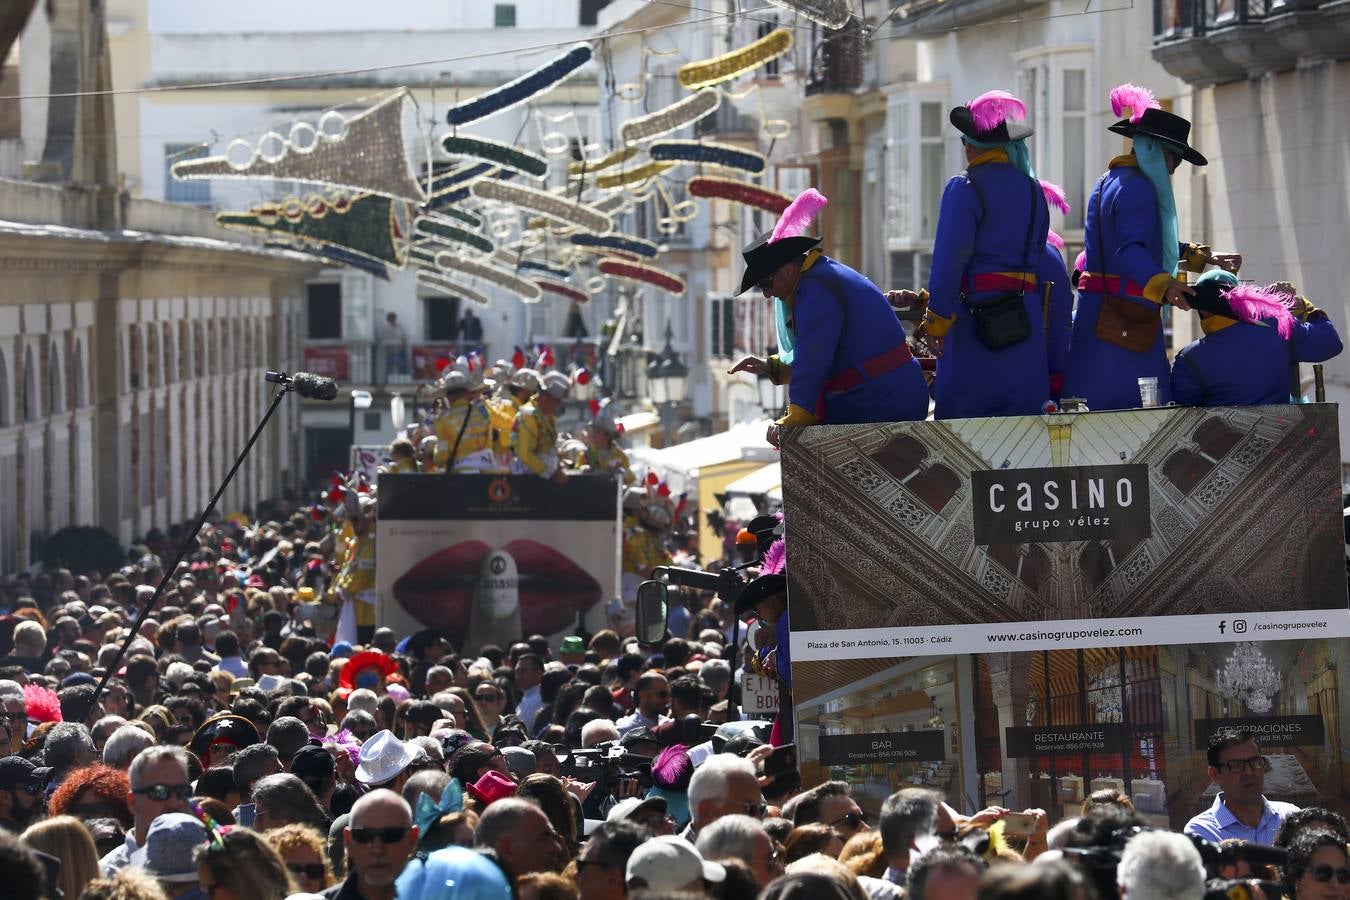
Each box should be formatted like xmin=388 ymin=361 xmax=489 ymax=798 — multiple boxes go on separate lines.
xmin=390 ymin=393 xmax=406 ymax=430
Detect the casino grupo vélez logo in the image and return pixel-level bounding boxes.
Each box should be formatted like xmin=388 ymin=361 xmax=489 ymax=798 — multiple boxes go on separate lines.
xmin=970 ymin=463 xmax=1151 ymax=545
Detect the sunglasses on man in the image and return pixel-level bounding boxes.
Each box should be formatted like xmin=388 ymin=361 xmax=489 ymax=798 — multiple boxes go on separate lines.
xmin=286 ymin=862 xmax=327 ymax=880
xmin=1302 ymin=864 xmax=1350 ymax=884
xmin=350 ymin=826 xmax=409 ymax=845
xmin=133 ymin=782 xmax=192 ymax=801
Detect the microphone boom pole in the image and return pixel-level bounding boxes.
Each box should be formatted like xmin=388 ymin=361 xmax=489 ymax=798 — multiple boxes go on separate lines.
xmin=82 ymin=372 xmax=328 ymax=721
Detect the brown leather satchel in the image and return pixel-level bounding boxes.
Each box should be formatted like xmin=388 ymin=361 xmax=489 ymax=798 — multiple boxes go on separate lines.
xmin=1095 ymin=294 xmax=1161 ymax=353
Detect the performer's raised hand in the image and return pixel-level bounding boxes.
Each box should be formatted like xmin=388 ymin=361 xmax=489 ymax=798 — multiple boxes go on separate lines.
xmin=886 ymin=289 xmax=923 ymax=306
xmin=1163 ymin=279 xmax=1194 ymax=311
xmin=1210 ymin=252 xmax=1242 ymax=273
xmin=728 ymin=356 xmax=769 ymax=376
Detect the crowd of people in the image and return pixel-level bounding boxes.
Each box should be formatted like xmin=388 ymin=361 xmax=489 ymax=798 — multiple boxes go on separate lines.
xmin=0 ymin=514 xmax=1342 ymax=900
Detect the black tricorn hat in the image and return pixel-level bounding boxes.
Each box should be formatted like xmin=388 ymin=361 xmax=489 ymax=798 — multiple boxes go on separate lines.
xmin=735 ymin=572 xmax=787 ymax=616
xmin=1108 ymin=107 xmax=1207 ymax=166
xmin=736 ymin=233 xmax=821 ymax=296
xmin=949 ymin=105 xmax=1034 ymax=143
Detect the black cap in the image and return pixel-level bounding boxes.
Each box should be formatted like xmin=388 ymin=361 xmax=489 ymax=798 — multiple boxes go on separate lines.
xmin=0 ymin=756 xmax=42 ymax=791
xmin=291 ymin=744 xmax=336 ymax=784
xmin=620 ymin=726 xmax=660 ymax=749
xmin=734 ymin=573 xmax=787 ymax=617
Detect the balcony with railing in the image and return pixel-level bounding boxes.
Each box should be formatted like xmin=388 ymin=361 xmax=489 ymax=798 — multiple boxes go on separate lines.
xmin=804 ymin=18 xmax=869 ymax=96
xmin=1152 ymin=0 xmax=1350 ymax=84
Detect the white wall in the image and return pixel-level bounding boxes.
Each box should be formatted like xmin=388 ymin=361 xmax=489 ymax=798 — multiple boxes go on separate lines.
xmin=149 ymin=0 xmax=586 ymax=33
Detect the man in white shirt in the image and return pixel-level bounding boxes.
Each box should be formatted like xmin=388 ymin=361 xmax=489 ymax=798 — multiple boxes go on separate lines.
xmin=616 ymin=672 xmax=673 ymax=736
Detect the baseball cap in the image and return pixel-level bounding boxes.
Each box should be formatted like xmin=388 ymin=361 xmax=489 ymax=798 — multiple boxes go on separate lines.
xmin=500 ymin=746 xmax=536 ymax=779
xmin=130 ymin=812 xmax=208 ymax=882
xmin=292 ymin=744 xmax=337 ymax=789
xmin=626 ymin=835 xmax=725 ymax=891
xmin=559 ymin=636 xmax=586 ymax=655
xmin=606 ymin=795 xmax=668 ymax=824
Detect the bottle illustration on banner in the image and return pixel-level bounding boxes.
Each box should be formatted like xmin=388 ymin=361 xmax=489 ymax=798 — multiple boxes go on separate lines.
xmin=464 ymin=549 xmax=521 ymax=653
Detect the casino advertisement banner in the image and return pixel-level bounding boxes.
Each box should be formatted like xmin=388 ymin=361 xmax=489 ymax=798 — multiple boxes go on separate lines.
xmin=779 ymin=405 xmax=1350 ymax=824
xmin=375 ymin=474 xmax=621 ymax=651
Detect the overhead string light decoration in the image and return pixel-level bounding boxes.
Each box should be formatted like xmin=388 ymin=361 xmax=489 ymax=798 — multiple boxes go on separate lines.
xmin=518 ymin=260 xmax=575 ymax=280
xmin=764 ymin=0 xmax=854 ymax=29
xmin=172 ymin=89 xmax=428 ymax=202
xmin=432 ymin=205 xmax=484 ymax=229
xmin=620 ymin=88 xmax=721 ymax=144
xmin=598 ymin=258 xmax=686 ymax=295
xmin=569 ymin=233 xmax=660 ymax=258
xmin=216 ymin=191 xmax=411 ymax=266
xmin=595 ymin=161 xmax=674 ymax=191
xmin=677 ymin=29 xmax=793 ymax=90
xmin=435 ymin=169 xmax=517 ymax=207
xmin=649 ymin=140 xmax=767 ymax=174
xmin=441 ymin=135 xmax=549 ymax=179
xmin=653 ymin=180 xmax=700 ymax=233
xmin=445 ymin=44 xmax=593 ymax=127
xmin=535 ymin=279 xmax=591 ymax=304
xmin=268 ymin=241 xmax=391 ymax=280
xmin=416 ymin=271 xmax=491 ymax=307
xmin=470 ymin=179 xmax=614 ymax=233
xmin=413 ymin=215 xmax=496 ymax=255
xmin=688 ymin=176 xmax=791 ymax=213
xmin=569 ymin=146 xmax=640 ymax=177
xmin=433 ymin=252 xmax=544 ymax=302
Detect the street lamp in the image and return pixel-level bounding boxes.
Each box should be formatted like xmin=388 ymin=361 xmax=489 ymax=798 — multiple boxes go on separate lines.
xmin=756 ymin=371 xmax=786 ymax=419
xmin=646 ymin=321 xmax=688 ymax=443
xmin=349 ymin=388 xmax=373 ymax=457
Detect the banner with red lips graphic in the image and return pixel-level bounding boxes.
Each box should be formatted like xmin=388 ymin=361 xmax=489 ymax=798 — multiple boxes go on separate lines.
xmin=375 ymin=474 xmax=621 ymax=650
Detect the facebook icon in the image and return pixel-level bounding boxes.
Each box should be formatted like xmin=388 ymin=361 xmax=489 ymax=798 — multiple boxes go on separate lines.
xmin=1218 ymin=620 xmax=1226 ymax=634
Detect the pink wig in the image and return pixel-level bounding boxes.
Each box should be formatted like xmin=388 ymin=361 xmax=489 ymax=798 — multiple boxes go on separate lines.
xmin=25 ymin=684 xmax=61 ymax=724
xmin=1109 ymin=83 xmax=1160 ymax=125
xmin=1223 ymin=284 xmax=1295 ymax=339
xmin=769 ymin=189 xmax=828 ymax=244
xmin=968 ymin=90 xmax=1027 ymax=133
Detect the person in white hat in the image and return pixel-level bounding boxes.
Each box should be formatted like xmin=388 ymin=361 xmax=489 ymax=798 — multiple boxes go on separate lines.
xmin=583 ymin=398 xmax=634 ymax=485
xmin=625 ymin=835 xmax=727 ymax=893
xmin=510 ymin=372 xmax=571 ymax=483
xmin=430 ymin=370 xmax=494 ymax=473
xmin=354 ymin=729 xmax=418 ymax=794
xmin=488 ymin=367 xmax=540 ymax=462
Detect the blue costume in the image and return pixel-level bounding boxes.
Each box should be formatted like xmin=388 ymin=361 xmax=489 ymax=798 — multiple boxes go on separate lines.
xmin=769 ymin=252 xmax=928 ymax=426
xmin=1172 ymin=291 xmax=1342 ymax=407
xmin=1041 ymin=244 xmax=1074 ymax=400
xmin=1062 ymin=157 xmax=1210 ymax=410
xmin=925 ymin=150 xmax=1052 ymax=419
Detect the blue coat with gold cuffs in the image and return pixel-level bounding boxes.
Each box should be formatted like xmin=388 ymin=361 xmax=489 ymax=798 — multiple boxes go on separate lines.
xmin=770 ymin=253 xmax=928 ymax=426
xmin=1171 ymin=297 xmax=1343 ymax=406
xmin=1062 ymin=157 xmax=1209 ymax=410
xmin=925 ymin=151 xmax=1052 ymax=419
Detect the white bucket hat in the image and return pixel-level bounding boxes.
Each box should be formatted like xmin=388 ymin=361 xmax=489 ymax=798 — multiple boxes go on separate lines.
xmin=355 ymin=729 xmax=416 ymax=786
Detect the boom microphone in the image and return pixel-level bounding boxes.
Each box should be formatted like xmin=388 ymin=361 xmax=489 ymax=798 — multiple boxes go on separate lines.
xmin=290 ymin=372 xmax=339 ymax=401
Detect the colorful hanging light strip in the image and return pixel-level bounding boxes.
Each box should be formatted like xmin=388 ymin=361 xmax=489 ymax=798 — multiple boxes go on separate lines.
xmin=568 ymin=146 xmax=640 ymax=177
xmin=446 ymin=45 xmax=593 ymax=127
xmin=589 ymin=194 xmax=628 ymax=215
xmin=765 ymin=0 xmax=853 ymax=28
xmin=268 ymin=241 xmax=391 ymax=280
xmin=678 ymin=29 xmax=793 ymax=90
xmin=648 ymin=140 xmax=767 ymax=174
xmin=595 ymin=161 xmax=673 ymax=191
xmin=409 ymin=246 xmax=438 ymax=268
xmin=598 ymin=258 xmax=686 ymax=295
xmin=535 ymin=278 xmax=590 ymax=304
xmin=416 ymin=271 xmax=491 ymax=307
xmin=433 ymin=252 xmax=544 ymax=301
xmin=216 ymin=191 xmax=409 ymax=266
xmin=414 ymin=216 xmax=495 ymax=254
xmin=441 ymin=135 xmax=549 ymax=179
xmin=620 ymin=89 xmax=720 ymax=144
xmin=687 ymin=176 xmax=791 ymax=214
xmin=569 ymin=233 xmax=660 ymax=258
xmin=470 ymin=180 xmax=613 ymax=234
xmin=518 ymin=260 xmax=575 ymax=280
xmin=433 ymin=206 xmax=484 ymax=229
xmin=433 ymin=170 xmax=518 ymax=207
xmin=431 ymin=162 xmax=495 ymax=194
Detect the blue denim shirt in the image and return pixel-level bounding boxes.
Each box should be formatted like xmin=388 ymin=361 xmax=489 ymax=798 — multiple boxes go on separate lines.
xmin=1183 ymin=792 xmax=1300 ymax=845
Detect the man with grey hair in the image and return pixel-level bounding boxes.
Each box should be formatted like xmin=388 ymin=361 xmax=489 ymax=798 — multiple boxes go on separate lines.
xmin=42 ymin=721 xmax=97 ymax=788
xmin=325 ymin=789 xmax=419 ymax=900
xmin=698 ymin=659 xmax=732 ymax=702
xmin=683 ymin=753 xmax=763 ymax=842
xmin=102 ymin=745 xmax=192 ymax=875
xmin=474 ymin=797 xmax=565 ymax=880
xmin=90 ymin=715 xmax=128 ymax=753
xmin=581 ymin=718 xmax=620 ymax=748
xmin=694 ymin=813 xmax=783 ymax=888
xmin=102 ymin=723 xmax=156 ymax=770
xmin=6 ymin=620 xmax=46 ymax=673
xmin=1117 ymin=830 xmax=1205 ymax=900
xmin=879 ymin=788 xmax=944 ymax=887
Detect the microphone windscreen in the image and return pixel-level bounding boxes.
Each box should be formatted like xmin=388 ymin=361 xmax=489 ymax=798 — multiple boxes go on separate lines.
xmin=291 ymin=372 xmax=339 ymax=401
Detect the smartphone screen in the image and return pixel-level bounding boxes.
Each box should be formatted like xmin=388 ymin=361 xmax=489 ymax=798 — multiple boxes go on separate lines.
xmin=1002 ymin=812 xmax=1038 ymax=836
xmin=764 ymin=743 xmax=797 ymax=778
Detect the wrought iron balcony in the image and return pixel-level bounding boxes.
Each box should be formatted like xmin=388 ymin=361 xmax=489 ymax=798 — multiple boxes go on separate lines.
xmin=1152 ymin=0 xmax=1350 ymax=84
xmin=805 ymin=18 xmax=868 ymax=95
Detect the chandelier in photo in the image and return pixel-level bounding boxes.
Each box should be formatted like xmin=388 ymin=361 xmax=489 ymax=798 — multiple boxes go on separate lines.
xmin=1217 ymin=642 xmax=1281 ymax=713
